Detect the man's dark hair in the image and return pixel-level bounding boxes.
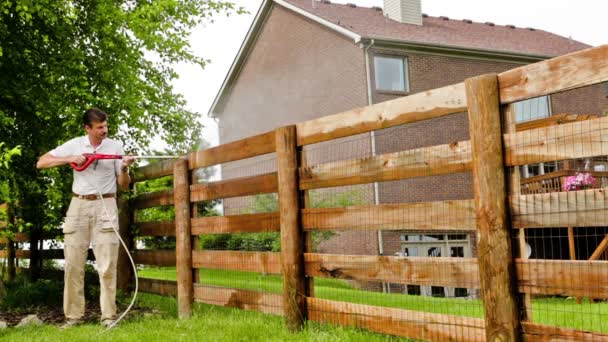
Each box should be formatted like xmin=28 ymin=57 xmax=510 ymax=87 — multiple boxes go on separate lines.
xmin=83 ymin=108 xmax=108 ymax=127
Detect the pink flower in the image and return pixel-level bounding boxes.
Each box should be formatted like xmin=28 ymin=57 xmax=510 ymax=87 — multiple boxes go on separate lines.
xmin=564 ymin=172 xmax=596 ymax=191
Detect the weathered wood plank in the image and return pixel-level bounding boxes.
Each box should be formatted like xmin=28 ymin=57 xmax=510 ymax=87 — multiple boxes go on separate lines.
xmin=174 ymin=158 xmax=193 ymax=318
xmin=133 ymin=250 xmax=175 ymax=266
xmin=299 ymin=141 xmax=471 ymax=190
xmin=296 ymin=83 xmax=467 ymax=146
xmin=466 ymin=74 xmax=519 ymax=341
xmin=516 ymin=259 xmax=608 ymax=298
xmin=135 ymin=221 xmax=175 ymax=237
xmin=0 ymin=232 xmax=29 ymax=243
xmin=307 ymin=297 xmax=486 ymax=342
xmin=504 ymin=116 xmax=608 ymax=166
xmin=14 ymin=249 xmax=94 ymax=261
xmin=276 ymin=125 xmax=306 ymax=331
xmin=522 ymin=322 xmax=608 ymax=342
xmin=499 ymin=45 xmax=608 ymax=104
xmin=132 ymin=159 xmax=175 ymax=183
xmin=515 ymin=113 xmax=601 ymax=132
xmin=510 ymin=188 xmax=608 ymax=228
xmin=190 ymin=172 xmax=278 ymax=202
xmin=191 ymin=212 xmax=279 ymax=235
xmin=589 ymin=234 xmax=608 ymax=261
xmin=194 ymin=284 xmax=283 ymax=316
xmin=305 ymin=253 xmax=480 ymax=288
xmin=132 ymin=190 xmax=174 ymax=209
xmin=138 ymin=278 xmax=177 ymax=296
xmin=117 ymin=194 xmax=134 ymax=291
xmin=302 ymin=200 xmax=476 ymax=232
xmin=189 ymin=131 xmax=276 ymax=169
xmin=192 ymin=250 xmax=281 ymax=275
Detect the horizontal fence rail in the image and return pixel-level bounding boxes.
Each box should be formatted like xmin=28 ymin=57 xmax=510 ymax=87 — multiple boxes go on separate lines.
xmin=192 ymin=250 xmax=281 ymax=274
xmin=302 ymin=200 xmax=476 ymax=231
xmin=190 ymin=172 xmax=278 ymax=202
xmin=191 ymin=212 xmax=280 ymax=234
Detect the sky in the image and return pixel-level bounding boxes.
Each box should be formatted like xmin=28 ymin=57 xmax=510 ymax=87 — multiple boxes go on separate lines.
xmin=170 ymin=0 xmax=607 ymax=149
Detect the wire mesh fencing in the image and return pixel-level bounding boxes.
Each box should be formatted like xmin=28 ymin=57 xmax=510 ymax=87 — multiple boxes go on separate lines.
xmin=299 ymin=114 xmax=485 ymax=340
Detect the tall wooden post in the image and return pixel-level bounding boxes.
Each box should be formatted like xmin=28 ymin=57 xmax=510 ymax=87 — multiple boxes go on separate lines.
xmin=191 ymin=172 xmax=200 ymax=285
xmin=466 ymin=74 xmax=521 ymax=342
xmin=503 ymin=103 xmax=533 ymax=320
xmin=117 ymin=191 xmax=133 ymax=291
xmin=298 ymin=148 xmax=314 ymax=297
xmin=174 ymin=158 xmax=193 ymax=319
xmin=276 ymin=125 xmax=306 ymax=331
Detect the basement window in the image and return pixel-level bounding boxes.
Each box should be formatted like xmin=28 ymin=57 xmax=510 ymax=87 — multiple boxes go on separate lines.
xmin=374 ymin=55 xmax=409 ymax=92
xmin=514 ymin=95 xmax=551 ymax=123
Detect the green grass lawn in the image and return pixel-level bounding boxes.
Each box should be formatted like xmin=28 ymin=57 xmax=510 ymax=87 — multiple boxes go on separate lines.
xmin=139 ymin=266 xmax=608 ymax=334
xmin=0 ymin=292 xmax=409 ymax=341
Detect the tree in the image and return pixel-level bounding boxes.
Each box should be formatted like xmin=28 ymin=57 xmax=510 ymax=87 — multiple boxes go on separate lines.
xmin=0 ymin=1 xmax=243 ymax=279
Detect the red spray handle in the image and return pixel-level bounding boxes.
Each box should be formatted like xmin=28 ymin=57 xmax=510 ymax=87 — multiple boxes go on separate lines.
xmin=70 ymin=153 xmax=122 ymax=171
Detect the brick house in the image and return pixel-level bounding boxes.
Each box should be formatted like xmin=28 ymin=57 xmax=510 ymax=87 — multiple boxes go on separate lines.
xmin=208 ymin=0 xmax=608 ymax=295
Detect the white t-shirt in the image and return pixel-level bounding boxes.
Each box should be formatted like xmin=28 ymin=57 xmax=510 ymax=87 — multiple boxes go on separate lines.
xmin=50 ymin=136 xmax=124 ymax=195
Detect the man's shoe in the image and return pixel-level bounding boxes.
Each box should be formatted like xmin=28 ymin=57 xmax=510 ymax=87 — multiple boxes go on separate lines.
xmin=100 ymin=319 xmax=117 ymax=328
xmin=60 ymin=319 xmax=81 ymax=330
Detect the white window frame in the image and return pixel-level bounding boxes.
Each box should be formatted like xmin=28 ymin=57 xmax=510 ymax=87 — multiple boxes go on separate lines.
xmin=514 ymin=95 xmax=552 ymax=123
xmin=373 ymin=55 xmax=410 ymax=93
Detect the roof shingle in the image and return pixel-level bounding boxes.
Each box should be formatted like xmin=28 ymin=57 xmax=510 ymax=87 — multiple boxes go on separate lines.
xmin=285 ymin=0 xmax=590 ymax=56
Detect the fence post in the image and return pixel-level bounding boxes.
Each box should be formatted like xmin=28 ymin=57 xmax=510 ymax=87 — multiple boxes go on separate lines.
xmin=7 ymin=204 xmax=15 ymax=281
xmin=174 ymin=158 xmax=193 ymax=319
xmin=465 ymin=74 xmax=521 ymax=341
xmin=276 ymin=125 xmax=306 ymax=332
xmin=117 ymin=191 xmax=133 ymax=291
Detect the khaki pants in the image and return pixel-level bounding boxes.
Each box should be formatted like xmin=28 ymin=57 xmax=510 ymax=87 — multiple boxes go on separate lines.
xmin=63 ymin=197 xmax=120 ymax=321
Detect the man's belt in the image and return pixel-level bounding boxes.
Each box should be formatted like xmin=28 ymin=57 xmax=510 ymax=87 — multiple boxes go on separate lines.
xmin=72 ymin=193 xmax=116 ymax=200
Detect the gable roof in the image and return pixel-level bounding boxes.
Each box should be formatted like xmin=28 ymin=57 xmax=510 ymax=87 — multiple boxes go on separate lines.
xmin=209 ymin=0 xmax=591 ymax=117
xmin=286 ymin=0 xmax=590 ymax=57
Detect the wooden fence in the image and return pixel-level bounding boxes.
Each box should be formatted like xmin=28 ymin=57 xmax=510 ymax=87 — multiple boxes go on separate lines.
xmin=125 ymin=44 xmax=608 ymax=341
xmin=4 ymin=44 xmax=608 ymax=341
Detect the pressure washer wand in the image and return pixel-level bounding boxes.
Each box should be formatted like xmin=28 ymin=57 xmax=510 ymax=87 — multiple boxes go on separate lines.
xmin=70 ymin=153 xmax=180 ymax=171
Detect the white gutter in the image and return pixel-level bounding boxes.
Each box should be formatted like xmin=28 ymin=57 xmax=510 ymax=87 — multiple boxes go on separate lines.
xmin=364 ymin=39 xmax=387 ymax=292
xmin=363 ymin=40 xmax=383 ymax=258
xmin=273 ymin=0 xmax=361 ymax=43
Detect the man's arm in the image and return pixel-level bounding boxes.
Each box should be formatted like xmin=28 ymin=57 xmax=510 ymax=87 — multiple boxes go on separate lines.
xmin=37 ymin=152 xmax=85 ymax=169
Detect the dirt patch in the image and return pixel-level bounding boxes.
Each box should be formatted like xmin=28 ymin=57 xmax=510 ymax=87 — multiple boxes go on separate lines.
xmin=0 ymin=302 xmax=156 ymax=327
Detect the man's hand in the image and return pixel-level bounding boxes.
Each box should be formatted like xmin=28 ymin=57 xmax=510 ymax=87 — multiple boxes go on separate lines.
xmin=37 ymin=153 xmax=87 ymax=169
xmin=121 ymin=155 xmax=135 ymax=172
xmin=69 ymin=155 xmax=87 ymax=166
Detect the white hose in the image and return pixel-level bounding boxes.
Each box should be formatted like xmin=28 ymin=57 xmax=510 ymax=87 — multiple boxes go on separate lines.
xmin=98 ymin=189 xmax=138 ymax=331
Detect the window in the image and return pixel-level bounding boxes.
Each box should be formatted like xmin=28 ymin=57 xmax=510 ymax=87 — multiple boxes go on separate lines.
xmin=374 ymin=55 xmax=409 ymax=92
xmin=514 ymin=96 xmax=551 ymax=123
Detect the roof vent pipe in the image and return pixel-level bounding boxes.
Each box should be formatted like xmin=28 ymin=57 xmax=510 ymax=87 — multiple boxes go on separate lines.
xmin=383 ymin=0 xmax=423 ymax=26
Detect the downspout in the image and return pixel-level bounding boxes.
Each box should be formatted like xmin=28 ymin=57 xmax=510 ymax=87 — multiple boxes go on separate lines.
xmin=365 ymin=39 xmax=389 ymax=293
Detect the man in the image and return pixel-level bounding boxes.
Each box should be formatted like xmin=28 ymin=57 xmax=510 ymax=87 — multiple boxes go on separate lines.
xmin=37 ymin=108 xmax=135 ymax=328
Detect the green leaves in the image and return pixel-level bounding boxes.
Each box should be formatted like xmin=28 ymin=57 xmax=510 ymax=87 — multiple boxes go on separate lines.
xmin=0 ymin=143 xmax=21 ymax=169
xmin=0 ymin=0 xmax=242 ymax=236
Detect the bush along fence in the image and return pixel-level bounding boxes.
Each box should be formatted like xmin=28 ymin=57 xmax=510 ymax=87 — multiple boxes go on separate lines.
xmin=4 ymin=44 xmax=608 ymax=341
